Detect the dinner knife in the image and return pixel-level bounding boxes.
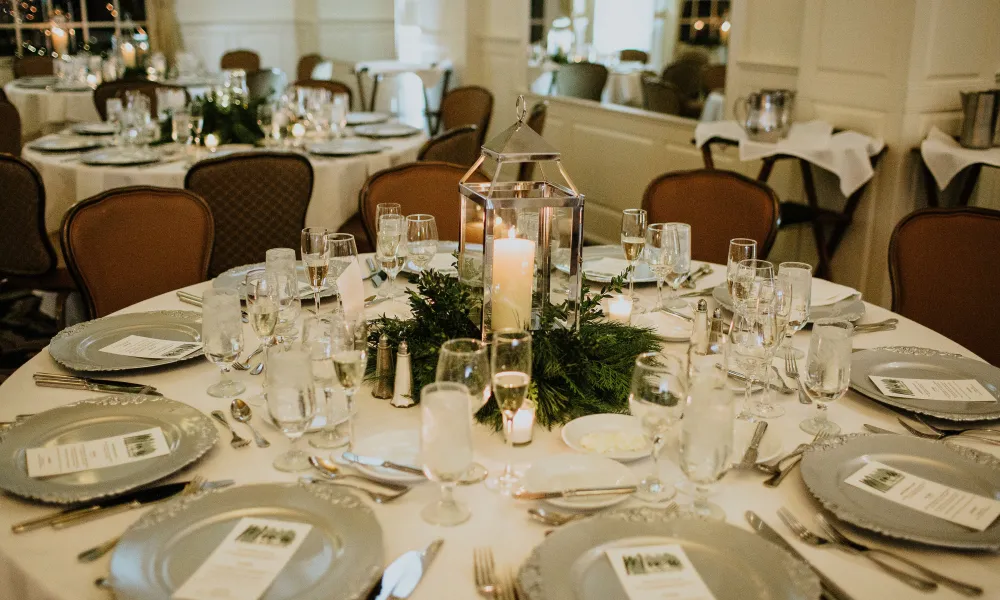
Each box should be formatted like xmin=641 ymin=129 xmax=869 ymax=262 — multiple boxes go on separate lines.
xmin=739 ymin=421 xmax=768 ymax=468
xmin=366 ymin=257 xmax=385 ymax=288
xmin=660 ymin=307 xmax=694 ymax=322
xmin=343 ymin=452 xmax=425 ymax=477
xmin=745 ymin=511 xmax=856 ymax=600
xmin=513 ymin=485 xmax=637 ymax=501
xmin=368 ymin=539 xmax=444 ymax=600
xmin=32 ymin=379 xmax=163 ymax=396
xmin=11 ymin=479 xmax=234 ymax=533
xmin=863 ymin=424 xmax=898 ymax=435
xmin=33 ymin=373 xmax=154 ymax=391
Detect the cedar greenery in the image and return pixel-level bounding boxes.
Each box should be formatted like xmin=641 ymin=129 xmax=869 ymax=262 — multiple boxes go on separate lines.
xmin=366 ymin=268 xmax=663 ymax=431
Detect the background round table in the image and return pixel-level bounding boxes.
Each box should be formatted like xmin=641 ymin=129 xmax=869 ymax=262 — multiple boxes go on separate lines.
xmin=4 ymin=82 xmax=99 ymax=139
xmin=22 ymin=133 xmax=427 ymax=233
xmin=0 ymin=257 xmax=995 ymax=600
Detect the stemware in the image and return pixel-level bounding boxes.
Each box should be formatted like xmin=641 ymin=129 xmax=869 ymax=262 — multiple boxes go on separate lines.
xmin=732 ymin=258 xmax=775 ymax=317
xmin=777 ymin=262 xmax=812 ymax=358
xmin=420 ymin=382 xmax=475 ymax=526
xmin=376 ymin=213 xmax=407 ymax=299
xmin=629 ymin=352 xmax=685 ymax=503
xmin=407 ymin=214 xmax=439 ymax=273
xmin=331 ymin=317 xmax=367 ymax=450
xmin=201 ymin=288 xmax=246 ymax=398
xmin=327 ymin=233 xmax=359 ymax=314
xmin=301 ymin=227 xmax=330 ymax=314
xmin=726 ymin=238 xmax=757 ymax=306
xmin=800 ymin=319 xmax=853 ymax=435
xmin=106 ymin=98 xmax=124 ymax=145
xmin=265 ymin=348 xmax=317 ymax=472
xmin=265 ymin=248 xmax=301 ymax=338
xmin=331 ymin=93 xmax=349 ymax=137
xmin=189 ymin=101 xmax=205 ymax=146
xmin=680 ymin=353 xmax=733 ymax=521
xmin=646 ymin=223 xmax=678 ymax=312
xmin=486 ymin=329 xmax=532 ymax=495
xmin=620 ymin=208 xmax=647 ymax=310
xmin=435 ymin=338 xmax=491 ymax=483
xmin=302 ymin=315 xmax=349 ymax=449
xmin=663 ymin=223 xmax=691 ymax=309
xmin=171 ymin=108 xmax=192 ymax=146
xmin=245 ymin=270 xmax=280 ymax=403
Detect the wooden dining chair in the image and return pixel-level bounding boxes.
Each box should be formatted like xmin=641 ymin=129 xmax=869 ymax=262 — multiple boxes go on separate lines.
xmin=641 ymin=169 xmax=780 ymax=265
xmin=220 ymin=50 xmax=261 ymax=72
xmin=185 ymin=152 xmax=314 ymax=277
xmin=556 ymin=62 xmax=609 ymax=102
xmin=293 ymin=78 xmax=354 ymax=110
xmin=417 ymin=125 xmax=480 ymax=167
xmin=440 ymin=86 xmax=493 ymax=147
xmin=619 ymin=49 xmax=649 ymax=63
xmin=0 ymin=102 xmax=22 ymax=156
xmin=297 ymin=53 xmax=324 ymax=81
xmin=60 ymin=186 xmax=213 ymax=319
xmin=641 ymin=77 xmax=682 ymax=115
xmin=889 ymin=207 xmax=1000 ymax=366
xmin=92 ymin=81 xmax=190 ymax=120
xmin=13 ymin=55 xmax=54 ymax=78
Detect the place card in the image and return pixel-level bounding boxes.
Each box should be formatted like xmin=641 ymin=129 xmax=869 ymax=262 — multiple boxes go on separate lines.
xmin=173 ymin=517 xmax=313 ymax=600
xmin=605 ymin=544 xmax=717 ymax=600
xmin=845 ymin=460 xmax=1000 ymax=531
xmin=26 ymin=427 xmax=170 ymax=478
xmin=99 ymin=335 xmax=203 ymax=360
xmin=868 ymin=375 xmax=996 ymax=403
xmin=337 ymin=258 xmax=365 ymax=317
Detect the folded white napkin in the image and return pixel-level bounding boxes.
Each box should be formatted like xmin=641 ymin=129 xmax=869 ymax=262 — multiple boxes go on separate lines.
xmin=583 ymin=257 xmax=631 ymax=278
xmin=811 ymin=278 xmax=859 ymax=306
xmin=920 ymin=126 xmax=1000 ymax=190
xmin=428 ymin=253 xmax=457 ymax=273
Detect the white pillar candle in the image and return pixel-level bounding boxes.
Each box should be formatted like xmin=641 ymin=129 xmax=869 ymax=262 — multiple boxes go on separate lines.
xmin=492 ymin=230 xmax=535 ymax=331
xmin=121 ymin=42 xmax=136 ymax=68
xmin=606 ymin=294 xmax=633 ymax=323
xmin=204 ymin=133 xmax=219 ymax=152
xmin=508 ymin=402 xmax=535 ymax=445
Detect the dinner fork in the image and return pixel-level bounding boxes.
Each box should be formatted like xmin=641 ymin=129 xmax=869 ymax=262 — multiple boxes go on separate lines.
xmin=299 ymin=476 xmax=410 ymax=503
xmin=784 ymin=354 xmax=811 ymax=405
xmin=776 ymin=507 xmax=937 ymax=592
xmin=897 ymin=416 xmax=1000 ymax=446
xmin=762 ymin=430 xmax=831 ymax=487
xmin=210 ymin=411 xmax=251 ymax=448
xmin=473 ymin=547 xmax=498 ymax=597
xmin=500 ymin=570 xmax=521 ymax=600
xmin=231 ymin=345 xmax=264 ymax=371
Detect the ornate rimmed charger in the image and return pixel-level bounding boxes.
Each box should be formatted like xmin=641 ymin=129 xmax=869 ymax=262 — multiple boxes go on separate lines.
xmin=353 ymin=123 xmax=422 ymax=139
xmin=28 ymin=135 xmax=102 ymax=153
xmin=108 ymin=482 xmax=383 ymax=600
xmin=519 ymin=507 xmax=820 ymax=600
xmin=80 ymin=147 xmax=161 ymax=167
xmin=307 ymin=138 xmax=384 ymax=157
xmin=712 ymin=285 xmax=865 ymax=322
xmin=213 ymin=262 xmax=365 ymax=299
xmin=850 ymin=348 xmax=1000 ymax=421
xmin=0 ymin=394 xmax=217 ymax=504
xmin=71 ymin=122 xmax=116 ymax=136
xmin=49 ymin=310 xmax=203 ymax=372
xmin=800 ymin=433 xmax=1000 ymax=550
xmin=346 ymin=112 xmax=390 ymax=126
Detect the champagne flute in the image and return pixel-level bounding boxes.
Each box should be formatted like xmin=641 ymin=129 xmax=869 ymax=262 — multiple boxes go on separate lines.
xmin=620 ymin=208 xmax=647 ymax=310
xmin=680 ymin=371 xmax=733 ymax=521
xmin=201 ymin=288 xmax=246 ymax=398
xmin=629 ymin=352 xmax=685 ymax=503
xmin=376 ymin=214 xmax=406 ymax=299
xmin=407 ymin=214 xmax=439 ymax=273
xmin=800 ymin=319 xmax=853 ymax=435
xmin=376 ymin=203 xmax=402 ymax=231
xmin=436 ymin=338 xmax=491 ymax=483
xmin=301 ymin=227 xmax=330 ymax=314
xmin=266 ymin=348 xmax=317 ymax=472
xmin=331 ymin=317 xmax=367 ymax=451
xmin=727 ymin=238 xmax=757 ymax=306
xmin=326 ymin=233 xmax=358 ymax=314
xmin=303 ymin=315 xmax=349 ymax=449
xmin=486 ymin=329 xmax=532 ymax=495
xmin=777 ymin=262 xmax=812 ymax=358
xmin=645 ymin=223 xmax=678 ymax=312
xmin=420 ymin=381 xmax=474 ymax=526
xmin=246 ymin=270 xmax=280 ymax=405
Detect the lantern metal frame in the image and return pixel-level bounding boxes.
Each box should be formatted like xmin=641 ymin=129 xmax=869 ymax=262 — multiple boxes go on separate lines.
xmin=458 ymin=96 xmax=585 ymax=339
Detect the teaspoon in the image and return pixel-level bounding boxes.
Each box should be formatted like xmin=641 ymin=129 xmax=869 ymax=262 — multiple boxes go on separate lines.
xmin=229 ymin=399 xmax=270 ymax=448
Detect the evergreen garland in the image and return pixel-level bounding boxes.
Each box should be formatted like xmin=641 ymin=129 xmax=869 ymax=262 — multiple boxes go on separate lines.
xmin=365 ymin=269 xmax=663 ymax=430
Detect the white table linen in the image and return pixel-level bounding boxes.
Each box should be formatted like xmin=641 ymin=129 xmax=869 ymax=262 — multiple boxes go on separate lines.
xmin=920 ymin=126 xmax=1000 ymax=190
xmin=695 ymin=120 xmax=886 ymax=196
xmin=0 ymin=258 xmax=996 ymax=600
xmin=22 ymin=134 xmax=426 ymax=233
xmin=601 ymin=64 xmax=647 ymax=107
xmin=4 ymin=82 xmax=99 ymax=139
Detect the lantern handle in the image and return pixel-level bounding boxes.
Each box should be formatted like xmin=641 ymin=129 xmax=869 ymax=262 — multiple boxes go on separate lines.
xmin=516 ymin=95 xmax=527 ymax=124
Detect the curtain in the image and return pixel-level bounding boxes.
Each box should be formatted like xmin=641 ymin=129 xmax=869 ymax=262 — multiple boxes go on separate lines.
xmin=146 ymin=0 xmax=183 ymax=63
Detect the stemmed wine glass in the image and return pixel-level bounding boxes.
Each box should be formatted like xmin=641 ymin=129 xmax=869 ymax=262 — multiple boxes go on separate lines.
xmin=407 ymin=214 xmax=439 ymax=273
xmin=376 ymin=213 xmax=406 ymax=299
xmin=621 ymin=208 xmax=647 ymax=310
xmin=629 ymin=352 xmax=685 ymax=503
xmin=303 ymin=315 xmax=348 ymax=449
xmin=301 ymin=227 xmax=330 ymax=314
xmin=730 ymin=285 xmax=784 ymax=420
xmin=800 ymin=319 xmax=853 ymax=435
xmin=486 ymin=329 xmax=532 ymax=495
xmin=435 ymin=338 xmax=491 ymax=483
xmin=777 ymin=262 xmax=812 ymax=358
xmin=327 ymin=233 xmax=359 ymax=313
xmin=266 ymin=347 xmax=317 ymax=472
xmin=663 ymin=223 xmax=691 ymax=309
xmin=420 ymin=381 xmax=474 ymax=526
xmin=331 ymin=317 xmax=367 ymax=451
xmin=727 ymin=238 xmax=757 ymax=311
xmin=646 ymin=223 xmax=678 ymax=312
xmin=732 ymin=259 xmax=775 ymax=317
xmin=679 ymin=373 xmax=733 ymax=521
xmin=265 ymin=248 xmax=301 ymax=339
xmin=245 ymin=270 xmax=279 ymax=403
xmin=201 ymin=288 xmax=245 ymax=398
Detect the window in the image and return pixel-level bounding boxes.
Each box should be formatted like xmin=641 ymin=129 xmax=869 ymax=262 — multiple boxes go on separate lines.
xmin=0 ymin=0 xmax=147 ymax=57
xmin=678 ymin=0 xmax=729 ymax=46
xmin=592 ymin=0 xmax=655 ymax=55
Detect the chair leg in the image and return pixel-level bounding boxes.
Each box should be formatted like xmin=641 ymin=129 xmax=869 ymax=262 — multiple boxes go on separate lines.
xmin=957 ymin=163 xmax=983 ymax=207
xmin=798 ymin=160 xmax=832 ymax=279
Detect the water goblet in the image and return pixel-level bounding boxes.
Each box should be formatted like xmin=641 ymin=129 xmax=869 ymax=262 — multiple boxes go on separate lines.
xmin=327 ymin=233 xmax=359 ymax=314
xmin=800 ymin=319 xmax=853 ymax=435
xmin=776 ymin=262 xmax=812 ymax=358
xmin=265 ymin=248 xmax=301 ymax=339
xmin=629 ymin=352 xmax=685 ymax=503
xmin=726 ymin=238 xmax=757 ymax=308
xmin=303 ymin=315 xmax=349 ymax=449
xmin=406 ymin=214 xmax=438 ymax=273
xmin=679 ymin=371 xmax=733 ymax=521
xmin=266 ymin=348 xmax=317 ymax=472
xmin=420 ymin=382 xmax=475 ymax=526
xmin=436 ymin=338 xmax=491 ymax=483
xmin=646 ymin=223 xmax=678 ymax=312
xmin=201 ymin=288 xmax=246 ymax=398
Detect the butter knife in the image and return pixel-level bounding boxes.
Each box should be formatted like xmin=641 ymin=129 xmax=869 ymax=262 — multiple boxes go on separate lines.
xmin=513 ymin=485 xmax=637 ymax=501
xmin=745 ymin=511 xmax=855 ymax=600
xmin=369 ymin=539 xmax=444 ymax=600
xmin=659 ymin=307 xmax=694 ymax=322
xmin=342 ymin=451 xmax=425 ymax=476
xmin=739 ymin=422 xmax=768 ymax=468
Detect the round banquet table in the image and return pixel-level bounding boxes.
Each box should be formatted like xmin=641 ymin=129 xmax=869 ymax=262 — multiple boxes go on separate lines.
xmin=0 ymin=257 xmax=997 ymax=600
xmin=4 ymin=82 xmax=100 ymax=139
xmin=22 ymin=134 xmax=427 ymax=234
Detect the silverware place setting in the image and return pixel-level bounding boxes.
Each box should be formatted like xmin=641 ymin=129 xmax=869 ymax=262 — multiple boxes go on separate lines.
xmin=32 ymin=372 xmax=161 ymax=395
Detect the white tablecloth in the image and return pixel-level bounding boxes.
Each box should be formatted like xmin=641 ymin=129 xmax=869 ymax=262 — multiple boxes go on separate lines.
xmin=920 ymin=126 xmax=1000 ymax=190
xmin=0 ymin=256 xmax=996 ymax=600
xmin=601 ymin=66 xmax=646 ymax=108
xmin=22 ymin=134 xmax=426 ymax=233
xmin=4 ymin=82 xmax=99 ymax=139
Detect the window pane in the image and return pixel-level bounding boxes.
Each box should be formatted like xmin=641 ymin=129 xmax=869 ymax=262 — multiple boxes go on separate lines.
xmin=83 ymin=26 xmax=115 ymax=54
xmin=19 ymin=29 xmax=47 ymax=54
xmin=119 ymin=0 xmax=145 ymax=21
xmin=593 ymin=0 xmax=654 ymax=54
xmin=0 ymin=28 xmax=14 ymax=56
xmin=681 ymin=1 xmax=692 ymax=18
xmin=0 ymin=0 xmax=15 ymax=25
xmin=20 ymin=0 xmax=46 ymax=24
xmin=86 ymin=0 xmax=117 ymax=21
xmin=696 ymin=1 xmax=711 ymax=18
xmin=51 ymin=0 xmax=82 ymax=20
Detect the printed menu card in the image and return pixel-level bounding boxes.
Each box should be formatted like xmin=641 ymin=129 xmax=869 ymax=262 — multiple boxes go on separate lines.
xmin=100 ymin=335 xmax=203 ymax=360
xmin=868 ymin=375 xmax=995 ymax=403
xmin=605 ymin=544 xmax=717 ymax=600
xmin=26 ymin=427 xmax=171 ymax=477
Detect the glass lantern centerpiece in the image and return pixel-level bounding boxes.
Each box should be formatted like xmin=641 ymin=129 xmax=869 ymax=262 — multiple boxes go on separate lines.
xmin=459 ymin=96 xmax=584 ymax=339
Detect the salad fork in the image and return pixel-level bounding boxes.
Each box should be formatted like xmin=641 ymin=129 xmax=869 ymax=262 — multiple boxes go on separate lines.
xmin=473 ymin=547 xmax=498 ymax=597
xmin=784 ymin=354 xmax=811 ymax=404
xmin=210 ymin=411 xmax=251 ymax=448
xmin=897 ymin=416 xmax=1000 ymax=446
xmin=762 ymin=430 xmax=831 ymax=487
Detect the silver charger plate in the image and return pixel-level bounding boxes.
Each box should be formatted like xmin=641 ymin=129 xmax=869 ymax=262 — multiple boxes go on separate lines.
xmin=80 ymin=148 xmax=161 ymax=167
xmin=519 ymin=507 xmax=820 ymax=600
xmin=212 ymin=262 xmax=371 ymax=299
xmin=801 ymin=433 xmax=1000 ymax=550
xmin=353 ymin=123 xmax=422 ymax=139
xmin=346 ymin=112 xmax=390 ymax=126
xmin=851 ymin=349 xmax=1000 ymax=420
xmin=109 ymin=482 xmax=383 ymax=600
xmin=49 ymin=310 xmax=203 ymax=372
xmin=712 ymin=284 xmax=866 ymax=322
xmin=72 ymin=122 xmax=116 ymax=136
xmin=0 ymin=394 xmax=217 ymax=504
xmin=307 ymin=138 xmax=384 ymax=157
xmin=28 ymin=136 xmax=102 ymax=153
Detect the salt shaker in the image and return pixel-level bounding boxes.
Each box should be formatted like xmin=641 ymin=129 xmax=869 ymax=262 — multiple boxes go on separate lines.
xmin=372 ymin=334 xmax=393 ymax=399
xmin=391 ymin=340 xmax=414 ymax=407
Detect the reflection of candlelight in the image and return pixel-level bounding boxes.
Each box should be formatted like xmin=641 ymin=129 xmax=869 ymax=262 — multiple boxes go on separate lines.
xmin=86 ymin=73 xmax=98 ymax=88
xmin=492 ymin=228 xmax=535 ymax=330
xmin=51 ymin=26 xmax=68 ymax=56
xmin=508 ymin=400 xmax=535 ymax=445
xmin=205 ymin=133 xmax=219 ymax=152
xmin=606 ymin=294 xmax=633 ymax=323
xmin=121 ymin=42 xmax=136 ymax=68
xmin=291 ymin=122 xmax=306 ymax=141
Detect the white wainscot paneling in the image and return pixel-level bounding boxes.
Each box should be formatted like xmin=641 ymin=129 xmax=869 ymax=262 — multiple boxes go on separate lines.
xmin=737 ymin=0 xmax=804 ymax=69
xmin=815 ymin=0 xmax=892 ymax=77
xmin=318 ymin=20 xmax=395 ymax=63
